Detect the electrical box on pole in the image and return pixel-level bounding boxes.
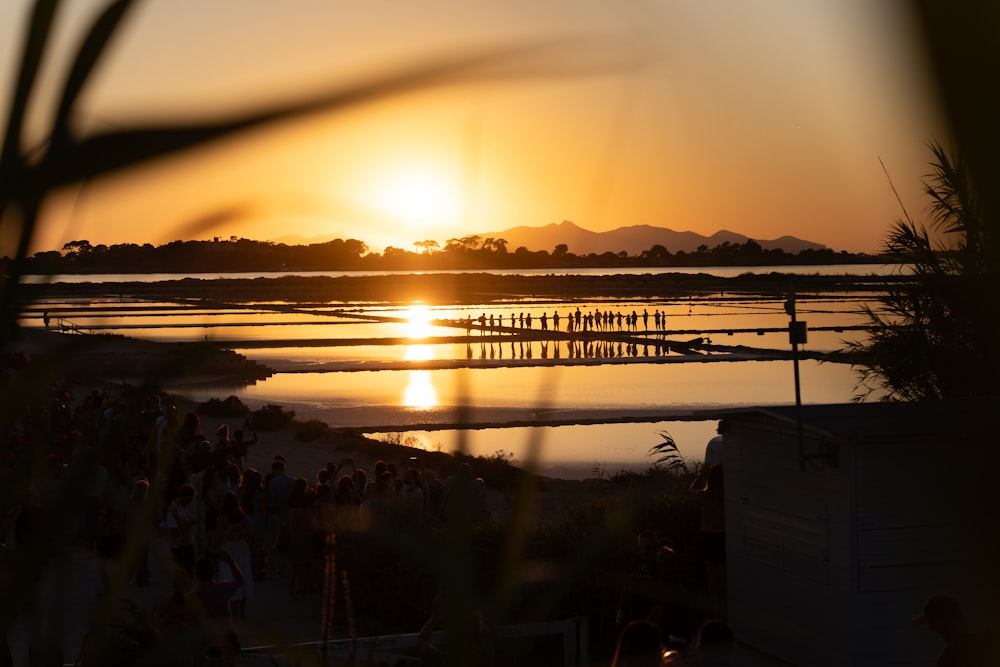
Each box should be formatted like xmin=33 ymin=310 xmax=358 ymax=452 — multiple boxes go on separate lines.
xmin=789 ymin=320 xmax=807 ymax=345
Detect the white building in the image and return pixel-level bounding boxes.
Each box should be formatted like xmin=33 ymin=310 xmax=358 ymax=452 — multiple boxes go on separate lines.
xmin=719 ymin=399 xmax=997 ymax=666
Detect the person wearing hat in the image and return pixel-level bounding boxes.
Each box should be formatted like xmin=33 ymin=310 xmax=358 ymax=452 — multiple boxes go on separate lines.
xmin=914 ymin=595 xmax=998 ymax=667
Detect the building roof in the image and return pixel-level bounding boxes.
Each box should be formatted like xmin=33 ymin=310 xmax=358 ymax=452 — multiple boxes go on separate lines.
xmin=717 ymin=397 xmax=995 ymax=439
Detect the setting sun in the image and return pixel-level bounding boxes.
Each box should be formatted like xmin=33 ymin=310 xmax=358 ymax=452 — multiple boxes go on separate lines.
xmin=371 ymin=166 xmax=461 ymax=230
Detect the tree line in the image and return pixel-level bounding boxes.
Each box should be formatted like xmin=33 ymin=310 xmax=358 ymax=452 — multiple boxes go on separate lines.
xmin=11 ymin=235 xmax=878 ymax=274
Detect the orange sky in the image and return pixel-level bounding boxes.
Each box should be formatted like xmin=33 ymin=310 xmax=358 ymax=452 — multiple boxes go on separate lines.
xmin=1 ymin=1 xmax=943 ymax=255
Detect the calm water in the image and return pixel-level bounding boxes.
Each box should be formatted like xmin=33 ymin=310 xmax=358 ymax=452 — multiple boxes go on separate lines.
xmin=21 ymin=262 xmax=902 ymax=284
xmin=22 ymin=266 xmax=883 ymax=478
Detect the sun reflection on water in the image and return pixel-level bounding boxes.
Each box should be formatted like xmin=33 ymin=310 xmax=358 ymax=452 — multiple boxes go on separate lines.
xmin=403 ymin=370 xmax=438 ymax=408
xmin=405 ymin=304 xmax=433 ymax=339
xmin=404 ymin=344 xmax=433 ymax=361
xmin=401 ymin=304 xmax=441 ymax=407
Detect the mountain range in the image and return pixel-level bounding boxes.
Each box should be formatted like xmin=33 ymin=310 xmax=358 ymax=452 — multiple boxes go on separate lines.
xmin=481 ymin=221 xmax=828 ymax=255
xmin=271 ymin=221 xmax=828 ymax=255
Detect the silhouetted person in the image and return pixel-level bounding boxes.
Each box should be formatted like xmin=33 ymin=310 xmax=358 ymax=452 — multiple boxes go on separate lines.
xmin=914 ymin=595 xmax=999 ymax=667
xmin=188 ymin=550 xmax=244 ymax=662
xmin=691 ymin=462 xmax=726 ymax=619
xmin=417 ymin=592 xmax=494 ymax=666
xmin=694 ymin=619 xmax=734 ymax=666
xmin=617 ymin=529 xmax=660 ymax=629
xmin=230 ymin=420 xmax=256 ymax=471
xmin=612 ymin=620 xmax=666 ymax=667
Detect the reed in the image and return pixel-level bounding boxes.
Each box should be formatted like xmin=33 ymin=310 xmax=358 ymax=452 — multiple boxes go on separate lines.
xmin=0 ymin=3 xmax=652 ymax=665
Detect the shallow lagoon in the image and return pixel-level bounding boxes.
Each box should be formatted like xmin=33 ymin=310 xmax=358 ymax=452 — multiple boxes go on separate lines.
xmin=24 ymin=269 xmax=880 ymax=478
xmin=202 ymin=359 xmax=858 ymax=478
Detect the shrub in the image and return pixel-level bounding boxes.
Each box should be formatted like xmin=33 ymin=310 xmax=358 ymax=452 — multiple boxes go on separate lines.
xmin=460 ymin=450 xmax=524 ymax=490
xmin=295 ymin=419 xmax=331 ymax=442
xmin=251 ymin=403 xmax=296 ymax=430
xmin=197 ymin=395 xmax=249 ymax=418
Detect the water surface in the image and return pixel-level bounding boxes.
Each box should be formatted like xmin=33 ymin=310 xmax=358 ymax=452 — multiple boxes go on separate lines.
xmin=22 ymin=266 xmax=879 ymax=477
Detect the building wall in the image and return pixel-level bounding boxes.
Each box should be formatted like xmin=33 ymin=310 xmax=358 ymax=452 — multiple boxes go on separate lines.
xmin=724 ymin=406 xmax=995 ymax=667
xmin=725 ymin=417 xmax=850 ymax=666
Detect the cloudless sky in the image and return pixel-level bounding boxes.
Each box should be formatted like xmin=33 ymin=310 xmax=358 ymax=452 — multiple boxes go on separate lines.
xmin=1 ymin=0 xmax=944 ymax=254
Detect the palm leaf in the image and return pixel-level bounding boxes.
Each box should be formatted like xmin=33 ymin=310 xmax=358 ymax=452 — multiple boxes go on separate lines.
xmin=51 ymin=0 xmax=138 ymax=144
xmin=0 ymin=0 xmax=59 ymax=167
xmin=36 ymin=37 xmax=642 ymax=188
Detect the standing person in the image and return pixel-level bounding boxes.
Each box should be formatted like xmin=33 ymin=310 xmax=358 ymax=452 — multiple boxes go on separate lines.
xmin=214 ymin=424 xmax=231 ymax=462
xmin=690 ymin=463 xmax=726 ymax=620
xmin=285 ymin=489 xmax=320 ymax=599
xmin=213 ymin=491 xmax=255 ymax=621
xmin=177 ymin=412 xmax=205 ymax=458
xmin=333 ymin=474 xmax=359 ymax=530
xmin=914 ymin=595 xmax=999 ymax=667
xmin=704 ymin=422 xmax=726 ymax=467
xmin=693 ymin=619 xmax=734 ymax=666
xmin=155 ymin=568 xmax=196 ymax=665
xmin=238 ymin=468 xmax=266 ymax=580
xmin=417 ymin=592 xmax=494 ymax=667
xmin=199 ymin=467 xmax=224 ymax=557
xmin=264 ymin=458 xmax=295 ymax=568
xmin=187 ymin=550 xmax=244 ymax=661
xmin=95 ymin=473 xmax=128 ymax=593
xmin=611 ymin=620 xmax=667 ymax=667
xmin=443 ymin=462 xmax=488 ymax=525
xmin=166 ymin=484 xmax=199 ymax=575
xmin=400 ymin=466 xmax=426 ymax=520
xmin=230 ymin=420 xmax=257 ymax=472
xmin=352 ymin=468 xmax=369 ymax=503
xmin=156 ymin=406 xmax=183 ymax=522
xmin=128 ymin=478 xmax=153 ymax=587
xmin=157 ymin=568 xmax=192 ymax=631
xmin=616 ymin=530 xmax=661 ymax=630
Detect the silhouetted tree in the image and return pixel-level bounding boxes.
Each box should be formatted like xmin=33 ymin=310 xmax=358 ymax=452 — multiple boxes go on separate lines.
xmin=641 ymin=244 xmax=670 ymax=260
xmin=413 ymin=239 xmax=440 ymax=254
xmin=848 ymin=142 xmax=999 ymax=400
xmin=62 ymin=239 xmax=93 ymax=258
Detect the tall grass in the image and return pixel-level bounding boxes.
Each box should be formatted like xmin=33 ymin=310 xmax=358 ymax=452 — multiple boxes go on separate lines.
xmin=0 ymin=3 xmax=658 ymax=666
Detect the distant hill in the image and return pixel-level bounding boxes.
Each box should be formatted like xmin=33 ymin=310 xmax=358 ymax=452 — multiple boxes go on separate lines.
xmin=270 ymin=233 xmax=345 ymax=246
xmin=481 ymin=221 xmax=828 ymax=255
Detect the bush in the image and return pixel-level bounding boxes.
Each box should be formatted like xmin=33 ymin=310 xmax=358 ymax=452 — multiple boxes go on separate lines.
xmin=295 ymin=419 xmax=330 ymax=442
xmin=197 ymin=395 xmax=249 ymax=418
xmin=460 ymin=450 xmax=524 ymax=490
xmin=251 ymin=403 xmax=296 ymax=430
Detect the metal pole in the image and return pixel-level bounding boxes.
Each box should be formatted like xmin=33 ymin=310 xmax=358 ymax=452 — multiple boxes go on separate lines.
xmin=785 ymin=285 xmax=807 ymax=470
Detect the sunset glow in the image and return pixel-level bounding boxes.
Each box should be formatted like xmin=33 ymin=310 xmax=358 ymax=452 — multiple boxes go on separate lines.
xmin=369 ymin=166 xmax=461 ymax=231
xmin=0 ymin=1 xmax=942 ymax=255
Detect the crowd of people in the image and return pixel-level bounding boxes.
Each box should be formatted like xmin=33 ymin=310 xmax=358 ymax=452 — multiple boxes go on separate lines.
xmin=462 ymin=307 xmax=675 ymax=336
xmin=0 ymin=353 xmax=493 ymax=665
xmin=3 ymin=348 xmax=996 ymax=666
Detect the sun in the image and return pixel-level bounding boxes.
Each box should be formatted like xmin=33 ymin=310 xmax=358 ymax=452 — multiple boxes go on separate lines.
xmin=374 ymin=166 xmax=460 ymax=230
